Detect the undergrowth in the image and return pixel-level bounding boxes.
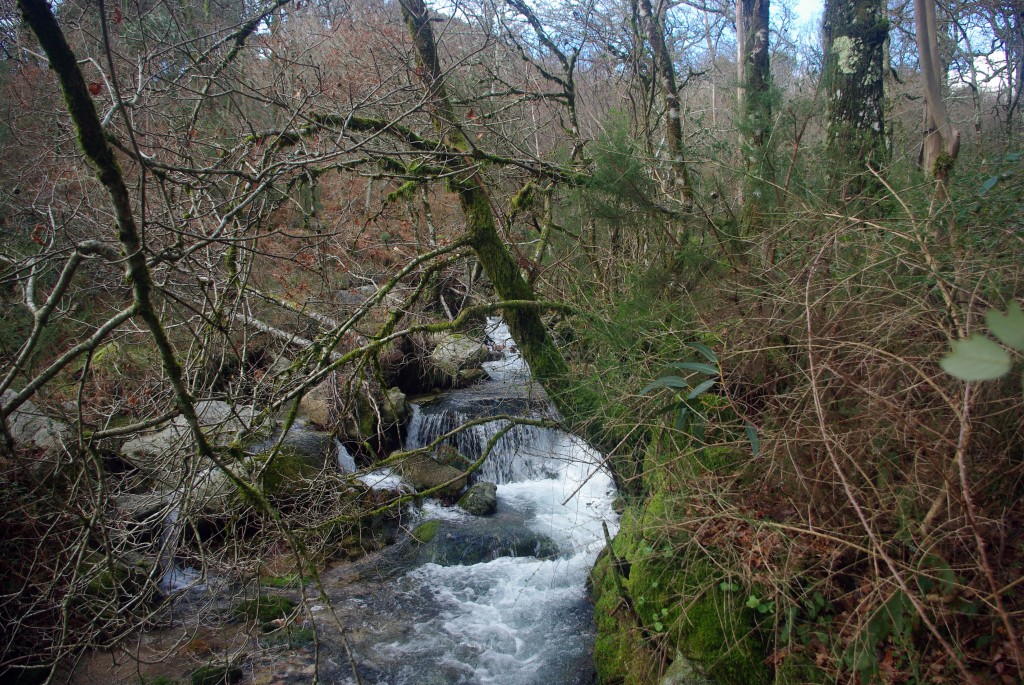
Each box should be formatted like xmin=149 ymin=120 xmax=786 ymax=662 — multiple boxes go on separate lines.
xmin=581 ymin=175 xmax=1024 ymax=683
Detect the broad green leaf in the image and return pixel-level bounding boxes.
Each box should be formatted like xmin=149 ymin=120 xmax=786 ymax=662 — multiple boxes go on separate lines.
xmin=654 ymin=400 xmax=687 ymax=417
xmin=674 ymin=407 xmax=690 ymax=431
xmin=691 ymin=415 xmax=707 ymax=443
xmin=746 ymin=595 xmax=761 ymax=609
xmin=940 ymin=334 xmax=1011 ymax=380
xmin=686 ymin=378 xmax=717 ymax=400
xmin=685 ymin=341 xmax=718 ymax=364
xmin=980 ymin=175 xmax=1000 ymax=196
xmin=668 ymin=361 xmax=718 ymax=376
xmin=985 ymin=302 xmax=1024 ymax=352
xmin=745 ymin=422 xmax=759 ymax=457
xmin=640 ymin=375 xmax=689 ymax=395
xmin=653 ymin=621 xmax=664 ymax=632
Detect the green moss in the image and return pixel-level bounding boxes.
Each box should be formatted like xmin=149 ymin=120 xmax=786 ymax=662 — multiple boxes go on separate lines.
xmin=189 ymin=664 xmax=242 ymax=685
xmin=509 ymin=181 xmax=535 ymax=215
xmin=260 ymin=574 xmax=299 ymax=588
xmin=143 ymin=677 xmax=176 ymax=685
xmin=251 ymin=449 xmax=317 ymax=500
xmin=675 ymin=575 xmax=767 ymax=684
xmin=592 ymin=499 xmax=771 ymax=685
xmin=775 ymin=653 xmax=827 ymax=684
xmin=412 ymin=520 xmax=440 ymax=544
xmin=264 ymin=626 xmax=315 ymax=648
xmin=691 ymin=446 xmax=743 ymax=474
xmin=591 ymin=550 xmax=658 ymax=685
xmin=230 ymin=594 xmax=295 ymax=624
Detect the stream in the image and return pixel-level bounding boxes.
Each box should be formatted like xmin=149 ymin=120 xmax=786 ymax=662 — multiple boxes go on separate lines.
xmin=317 ymin=319 xmax=620 ymax=684
xmin=82 ymin=320 xmax=619 ymax=685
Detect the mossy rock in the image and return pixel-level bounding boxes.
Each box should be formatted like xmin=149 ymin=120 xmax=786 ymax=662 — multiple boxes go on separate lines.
xmin=591 ymin=498 xmax=771 ymax=685
xmin=190 ymin=664 xmax=242 ymax=685
xmin=435 ymin=444 xmax=472 ymax=470
xmin=260 ymin=574 xmax=299 ymax=589
xmin=591 ymin=551 xmax=660 ymax=685
xmin=230 ymin=594 xmax=296 ymax=624
xmin=412 ymin=518 xmax=558 ymax=566
xmin=412 ymin=520 xmax=440 ymax=544
xmin=397 ymin=452 xmax=466 ymax=499
xmin=458 ymin=482 xmax=497 ymax=516
xmin=250 ymin=449 xmax=319 ymax=501
xmin=264 ymin=626 xmax=315 ymax=649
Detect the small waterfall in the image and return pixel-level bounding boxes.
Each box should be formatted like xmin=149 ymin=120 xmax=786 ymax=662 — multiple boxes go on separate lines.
xmin=482 ymin=318 xmax=530 ymax=382
xmin=323 ymin=316 xmax=619 ymax=684
xmin=335 ymin=438 xmax=356 ymax=473
xmin=405 ymin=402 xmax=560 ymax=483
xmin=157 ymin=504 xmax=202 ymax=593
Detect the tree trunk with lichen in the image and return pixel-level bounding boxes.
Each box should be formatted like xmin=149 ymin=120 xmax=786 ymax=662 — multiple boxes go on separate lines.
xmin=634 ymin=0 xmax=693 ymax=205
xmin=16 ymin=0 xmax=271 ymax=509
xmin=738 ymin=0 xmax=773 ymax=231
xmin=398 ymin=0 xmax=584 ymax=421
xmin=822 ymin=0 xmax=889 ymax=202
xmin=914 ymin=0 xmax=960 ymax=182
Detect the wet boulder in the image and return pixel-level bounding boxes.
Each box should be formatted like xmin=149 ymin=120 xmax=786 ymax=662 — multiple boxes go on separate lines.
xmin=249 ymin=423 xmax=334 ymax=470
xmin=458 ymin=482 xmax=498 ymax=516
xmin=298 ymin=371 xmax=405 ymax=451
xmin=396 ymin=452 xmax=466 ymax=499
xmin=1 ymin=389 xmax=73 ymax=455
xmin=121 ymin=401 xmax=254 ymax=456
xmin=429 ymin=333 xmax=487 ymax=386
xmin=410 ymin=516 xmax=558 ymax=566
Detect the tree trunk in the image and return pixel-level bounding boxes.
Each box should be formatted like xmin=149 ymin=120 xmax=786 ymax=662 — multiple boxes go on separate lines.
xmin=822 ymin=0 xmax=889 ymax=201
xmin=635 ymin=0 xmax=693 ymax=204
xmin=738 ymin=0 xmax=773 ymax=231
xmin=398 ymin=0 xmax=583 ymax=418
xmin=914 ymin=0 xmax=960 ymax=181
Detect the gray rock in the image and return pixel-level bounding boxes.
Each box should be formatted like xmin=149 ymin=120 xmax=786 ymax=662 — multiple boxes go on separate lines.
xmin=120 ymin=427 xmax=188 ymax=472
xmin=430 ymin=334 xmax=487 ymax=379
xmin=380 ymin=387 xmax=408 ymax=427
xmin=266 ymin=353 xmax=295 ymax=379
xmin=122 ymin=401 xmax=255 ymax=458
xmin=659 ymin=652 xmax=713 ymax=685
xmin=396 ymin=452 xmax=466 ymax=498
xmin=186 ymin=464 xmax=242 ymax=515
xmin=1 ymin=389 xmax=73 ymax=453
xmin=191 ymin=400 xmax=253 ymax=429
xmin=411 ymin=517 xmax=558 ymax=566
xmin=458 ymin=482 xmax=497 ymax=516
xmin=250 ymin=424 xmax=334 ymax=469
xmin=119 ymin=401 xmax=258 ymax=485
xmin=336 ymin=289 xmax=367 ymax=307
xmin=455 ymin=368 xmax=485 ymax=387
xmin=114 ymin=493 xmax=167 ymax=521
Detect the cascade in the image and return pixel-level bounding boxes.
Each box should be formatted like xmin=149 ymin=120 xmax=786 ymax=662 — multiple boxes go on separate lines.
xmin=330 ymin=318 xmax=619 ymax=684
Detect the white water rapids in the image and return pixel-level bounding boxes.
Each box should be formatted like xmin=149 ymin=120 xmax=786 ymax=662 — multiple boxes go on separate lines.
xmin=337 ymin=318 xmax=619 ymax=684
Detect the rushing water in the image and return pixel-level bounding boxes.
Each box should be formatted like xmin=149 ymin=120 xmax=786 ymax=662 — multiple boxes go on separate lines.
xmin=328 ymin=318 xmax=619 ymax=684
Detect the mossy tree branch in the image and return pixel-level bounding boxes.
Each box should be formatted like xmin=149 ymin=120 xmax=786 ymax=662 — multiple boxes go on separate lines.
xmin=15 ymin=0 xmax=274 ymax=510
xmin=397 ymin=0 xmax=592 ymax=424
